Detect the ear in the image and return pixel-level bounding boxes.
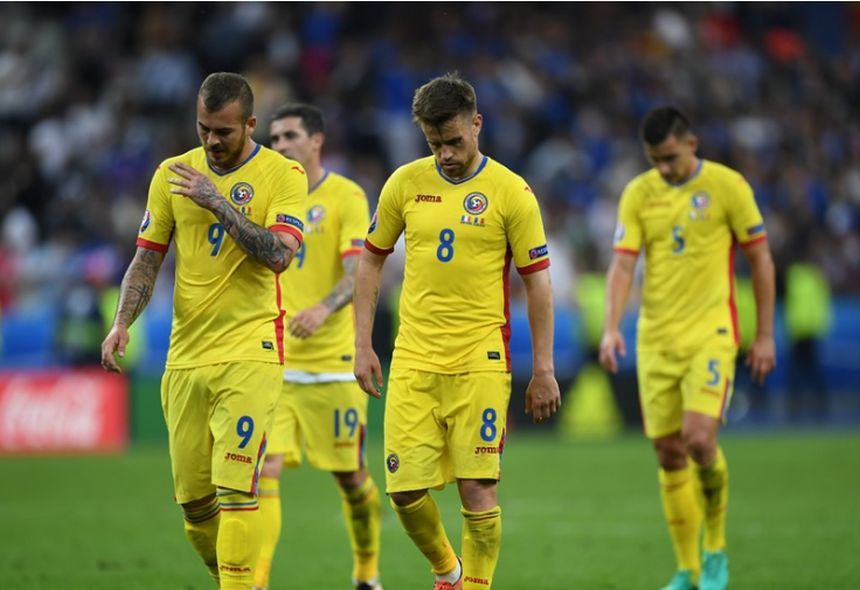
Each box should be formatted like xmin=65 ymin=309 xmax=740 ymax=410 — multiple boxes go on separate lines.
xmin=687 ymin=133 xmax=699 ymax=153
xmin=312 ymin=132 xmax=325 ymax=151
xmin=246 ymin=115 xmax=258 ymax=135
xmin=473 ymin=113 xmax=483 ymax=136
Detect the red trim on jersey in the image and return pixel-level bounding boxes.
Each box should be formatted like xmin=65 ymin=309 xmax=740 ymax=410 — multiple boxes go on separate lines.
xmin=728 ymin=242 xmax=740 ymax=346
xmin=719 ymin=378 xmax=732 ymax=419
xmin=517 ymin=258 xmax=550 ymax=275
xmin=341 ymin=248 xmax=362 ymax=258
xmin=270 ymin=224 xmax=304 ymax=246
xmin=364 ymin=239 xmax=394 ymax=256
xmin=136 ymin=237 xmax=169 ymax=253
xmin=501 ymin=247 xmax=513 ymax=372
xmin=358 ymin=424 xmax=366 ymax=469
xmin=274 ymin=276 xmax=285 ymax=364
xmin=613 ymin=247 xmax=640 ymax=256
xmin=740 ymin=234 xmax=767 ymax=249
xmin=250 ymin=433 xmax=268 ymax=495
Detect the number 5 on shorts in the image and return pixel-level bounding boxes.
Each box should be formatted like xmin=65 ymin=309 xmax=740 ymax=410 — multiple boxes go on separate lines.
xmin=236 ymin=415 xmax=254 ymax=449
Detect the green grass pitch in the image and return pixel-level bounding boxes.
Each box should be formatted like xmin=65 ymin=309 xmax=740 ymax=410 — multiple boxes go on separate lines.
xmin=1 ymin=432 xmax=858 ymax=589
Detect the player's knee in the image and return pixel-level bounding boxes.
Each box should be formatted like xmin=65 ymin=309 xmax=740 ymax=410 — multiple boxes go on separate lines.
xmin=682 ymin=430 xmax=716 ymax=464
xmin=390 ymin=489 xmax=426 ymax=507
xmin=181 ymin=492 xmax=218 ymax=513
xmin=653 ymin=436 xmax=686 ymax=470
xmin=333 ymin=468 xmax=366 ymax=491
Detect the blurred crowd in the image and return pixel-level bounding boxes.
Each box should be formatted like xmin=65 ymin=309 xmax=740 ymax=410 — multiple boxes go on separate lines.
xmin=2 ymin=2 xmax=860 ymax=320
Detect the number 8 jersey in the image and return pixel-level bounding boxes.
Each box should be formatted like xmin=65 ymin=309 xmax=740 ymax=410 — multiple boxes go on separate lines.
xmin=137 ymin=145 xmax=308 ymax=369
xmin=365 ymin=155 xmax=550 ymax=373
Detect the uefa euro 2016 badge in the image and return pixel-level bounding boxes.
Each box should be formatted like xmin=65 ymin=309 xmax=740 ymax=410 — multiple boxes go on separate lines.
xmin=386 ymin=453 xmax=400 ymax=473
xmin=368 ymin=210 xmax=379 ymax=234
xmin=690 ymin=191 xmax=710 ymax=220
xmin=230 ymin=182 xmax=254 ymax=205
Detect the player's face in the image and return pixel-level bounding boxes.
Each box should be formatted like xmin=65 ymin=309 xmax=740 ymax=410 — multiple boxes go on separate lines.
xmin=269 ymin=116 xmax=322 ymax=168
xmin=420 ymin=113 xmax=482 ymax=180
xmin=645 ymin=133 xmax=699 ymax=184
xmin=196 ymin=97 xmax=257 ymax=170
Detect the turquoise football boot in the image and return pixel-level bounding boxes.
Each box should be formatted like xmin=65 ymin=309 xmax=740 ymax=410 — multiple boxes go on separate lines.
xmin=700 ymin=551 xmax=729 ymax=590
xmin=660 ymin=570 xmax=698 ymax=590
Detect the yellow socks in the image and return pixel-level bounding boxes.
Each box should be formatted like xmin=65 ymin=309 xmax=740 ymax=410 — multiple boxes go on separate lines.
xmin=659 ymin=465 xmax=702 ymax=576
xmin=339 ymin=476 xmax=382 ymax=584
xmin=182 ymin=495 xmax=221 ymax=586
xmin=392 ymin=493 xmax=458 ymax=576
xmin=461 ymin=506 xmax=502 ymax=589
xmin=253 ymin=476 xmax=282 ymax=589
xmin=217 ymin=487 xmax=262 ymax=590
xmin=694 ymin=447 xmax=729 ymax=552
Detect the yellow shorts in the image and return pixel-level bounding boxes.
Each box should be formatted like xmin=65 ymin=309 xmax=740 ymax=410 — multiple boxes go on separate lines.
xmin=267 ymin=380 xmax=368 ymax=472
xmin=384 ymin=367 xmax=511 ymax=493
xmin=161 ymin=361 xmax=283 ymax=503
xmin=637 ymin=343 xmax=738 ymax=439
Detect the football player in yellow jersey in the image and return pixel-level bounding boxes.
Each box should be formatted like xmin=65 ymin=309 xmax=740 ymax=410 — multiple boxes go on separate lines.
xmin=252 ymin=104 xmax=382 ymax=590
xmin=354 ymin=74 xmax=561 ymax=590
xmin=599 ymin=107 xmax=776 ymax=590
xmin=100 ymin=73 xmax=307 ymax=590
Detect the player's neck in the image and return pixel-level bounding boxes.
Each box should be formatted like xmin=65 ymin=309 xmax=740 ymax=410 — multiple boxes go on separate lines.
xmin=304 ymin=161 xmax=326 ymax=191
xmin=212 ymin=139 xmax=257 ymax=174
xmin=456 ymin=150 xmax=484 ymax=181
xmin=679 ymin=156 xmax=701 ymax=184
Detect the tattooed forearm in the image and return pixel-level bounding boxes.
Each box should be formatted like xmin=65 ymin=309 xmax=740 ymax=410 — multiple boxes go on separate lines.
xmin=211 ymin=199 xmax=294 ymax=272
xmin=115 ymin=248 xmax=164 ymax=327
xmin=322 ymin=256 xmax=359 ymax=313
xmin=370 ymin=286 xmax=379 ymax=316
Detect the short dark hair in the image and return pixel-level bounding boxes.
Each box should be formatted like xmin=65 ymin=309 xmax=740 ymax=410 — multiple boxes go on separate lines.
xmin=641 ymin=107 xmax=692 ymax=145
xmin=412 ymin=73 xmax=477 ymax=127
xmin=198 ymin=72 xmax=254 ymax=120
xmin=271 ymin=103 xmax=326 ymax=136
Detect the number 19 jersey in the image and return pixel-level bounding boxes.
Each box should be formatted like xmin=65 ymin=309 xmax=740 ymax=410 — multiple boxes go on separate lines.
xmin=137 ymin=144 xmax=308 ymax=369
xmin=365 ymin=155 xmax=550 ymax=374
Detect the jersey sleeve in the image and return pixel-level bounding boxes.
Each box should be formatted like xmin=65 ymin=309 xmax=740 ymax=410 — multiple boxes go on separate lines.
xmin=266 ymin=159 xmax=309 ymax=245
xmin=339 ymin=185 xmax=371 ymax=258
xmin=727 ymin=176 xmax=767 ymax=247
xmin=613 ymin=181 xmax=643 ymax=255
xmin=365 ymin=172 xmax=404 ymax=255
xmin=136 ymin=162 xmax=175 ymax=253
xmin=507 ymin=184 xmax=551 ymax=275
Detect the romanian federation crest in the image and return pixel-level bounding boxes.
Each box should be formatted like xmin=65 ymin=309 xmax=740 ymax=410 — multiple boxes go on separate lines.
xmin=386 ymin=453 xmax=400 ymax=473
xmin=307 ymin=205 xmax=326 ymax=223
xmin=691 ymin=192 xmax=710 ymax=209
xmin=463 ymin=192 xmax=488 ymax=215
xmin=230 ymin=182 xmax=254 ymax=205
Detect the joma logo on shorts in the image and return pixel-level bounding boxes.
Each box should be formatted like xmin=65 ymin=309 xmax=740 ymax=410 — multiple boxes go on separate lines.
xmin=474 ymin=446 xmax=500 ymax=455
xmin=464 ymin=575 xmax=490 ymax=585
xmin=224 ymin=452 xmax=253 ymax=464
xmin=415 ymin=194 xmax=442 ymax=203
xmin=220 ymin=565 xmax=252 ymax=573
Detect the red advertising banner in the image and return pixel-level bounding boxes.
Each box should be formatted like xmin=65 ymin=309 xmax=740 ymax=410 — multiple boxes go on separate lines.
xmin=0 ymin=369 xmax=128 ymax=454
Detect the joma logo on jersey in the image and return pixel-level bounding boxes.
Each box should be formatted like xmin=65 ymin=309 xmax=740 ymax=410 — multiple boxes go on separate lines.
xmin=224 ymin=452 xmax=253 ymax=464
xmin=415 ymin=194 xmax=442 ymax=203
xmin=474 ymin=446 xmax=501 ymax=455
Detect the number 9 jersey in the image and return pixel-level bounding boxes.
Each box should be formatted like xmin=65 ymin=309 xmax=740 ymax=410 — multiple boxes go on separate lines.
xmin=137 ymin=145 xmax=308 ymax=369
xmin=365 ymin=155 xmax=550 ymax=374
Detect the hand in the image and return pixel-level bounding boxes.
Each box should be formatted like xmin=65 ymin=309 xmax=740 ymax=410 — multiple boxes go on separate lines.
xmin=525 ymin=372 xmax=561 ymax=424
xmin=168 ymin=162 xmax=224 ymax=210
xmin=288 ymin=304 xmax=331 ymax=339
xmin=746 ymin=334 xmax=776 ymax=385
xmin=354 ymin=346 xmax=384 ymax=399
xmin=101 ymin=324 xmax=130 ymax=373
xmin=599 ymin=329 xmax=627 ymax=374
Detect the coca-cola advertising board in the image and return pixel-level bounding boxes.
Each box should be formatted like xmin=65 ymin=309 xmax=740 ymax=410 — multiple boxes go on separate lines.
xmin=0 ymin=369 xmax=128 ymax=454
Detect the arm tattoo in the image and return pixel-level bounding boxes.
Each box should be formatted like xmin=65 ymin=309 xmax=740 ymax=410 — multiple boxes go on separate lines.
xmin=211 ymin=198 xmax=295 ymax=272
xmin=115 ymin=249 xmax=163 ymax=327
xmin=370 ymin=286 xmax=379 ymax=316
xmin=322 ymin=256 xmax=359 ymax=313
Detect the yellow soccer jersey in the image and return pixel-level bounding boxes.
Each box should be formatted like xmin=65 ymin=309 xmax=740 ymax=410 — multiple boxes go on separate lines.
xmin=366 ymin=155 xmax=550 ymax=373
xmin=281 ymin=171 xmax=370 ymax=372
xmin=613 ymin=159 xmax=767 ymax=350
xmin=137 ymin=144 xmax=308 ymax=369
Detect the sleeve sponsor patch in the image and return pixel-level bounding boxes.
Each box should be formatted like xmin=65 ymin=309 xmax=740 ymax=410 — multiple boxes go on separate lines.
xmin=747 ymin=223 xmax=765 ymax=236
xmin=276 ymin=214 xmax=304 ymax=231
xmin=139 ymin=209 xmax=152 ymax=233
xmin=529 ymin=244 xmax=549 ymax=260
xmin=368 ymin=210 xmax=379 ymax=234
xmin=350 ymin=239 xmax=364 ymax=248
xmin=613 ymin=222 xmax=625 ymax=243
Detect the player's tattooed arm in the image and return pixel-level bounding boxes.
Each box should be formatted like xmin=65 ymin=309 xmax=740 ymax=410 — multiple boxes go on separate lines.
xmin=322 ymin=255 xmax=360 ymax=313
xmin=115 ymin=248 xmax=165 ymax=327
xmin=209 ymin=198 xmax=297 ymax=273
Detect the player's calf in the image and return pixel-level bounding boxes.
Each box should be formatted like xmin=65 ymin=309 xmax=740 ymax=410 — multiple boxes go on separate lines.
xmin=216 ymin=487 xmax=263 ymax=590
xmin=181 ymin=493 xmax=221 ymax=586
